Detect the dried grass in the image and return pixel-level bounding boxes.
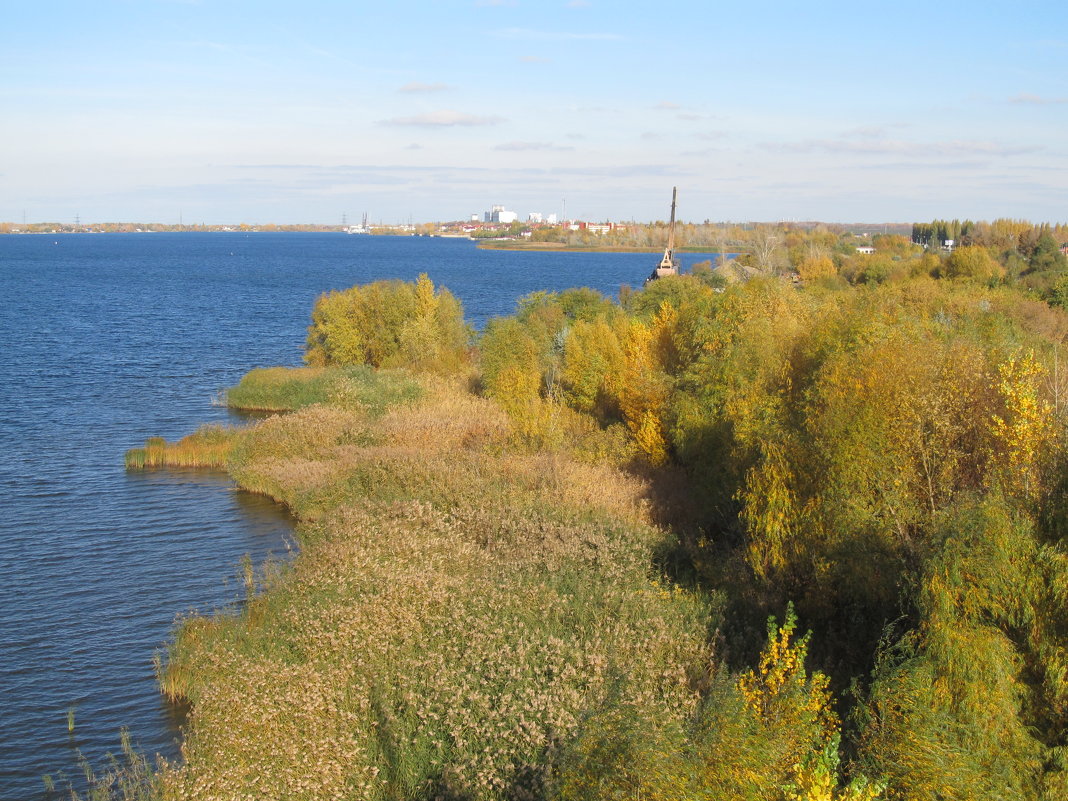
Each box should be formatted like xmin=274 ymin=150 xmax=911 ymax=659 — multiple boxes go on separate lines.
xmin=152 ymin=373 xmax=713 ymax=801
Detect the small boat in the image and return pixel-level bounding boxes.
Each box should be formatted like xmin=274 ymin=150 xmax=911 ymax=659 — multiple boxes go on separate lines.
xmin=647 ymin=187 xmax=679 ymax=283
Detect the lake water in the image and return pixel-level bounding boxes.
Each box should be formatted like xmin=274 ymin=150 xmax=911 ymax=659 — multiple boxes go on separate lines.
xmin=0 ymin=233 xmax=718 ymax=798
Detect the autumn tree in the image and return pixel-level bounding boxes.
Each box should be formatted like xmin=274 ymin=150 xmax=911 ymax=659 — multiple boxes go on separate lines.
xmin=305 ymin=274 xmax=471 ymax=371
xmin=943 ymin=245 xmax=1004 ymax=283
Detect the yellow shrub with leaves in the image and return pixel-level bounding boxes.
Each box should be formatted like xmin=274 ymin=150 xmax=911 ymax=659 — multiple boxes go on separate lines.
xmin=990 ymin=351 xmax=1055 ymax=499
xmin=737 ymin=605 xmax=835 ymax=744
xmin=305 ymin=274 xmax=471 ymax=372
xmin=617 ymin=312 xmax=673 ymax=465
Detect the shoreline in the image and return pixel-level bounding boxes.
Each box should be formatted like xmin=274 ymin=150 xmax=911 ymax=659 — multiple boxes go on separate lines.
xmin=475 ymin=241 xmax=740 ymax=254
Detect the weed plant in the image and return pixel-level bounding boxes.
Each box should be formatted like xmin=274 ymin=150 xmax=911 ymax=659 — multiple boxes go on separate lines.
xmin=44 ymin=729 xmax=163 ymax=801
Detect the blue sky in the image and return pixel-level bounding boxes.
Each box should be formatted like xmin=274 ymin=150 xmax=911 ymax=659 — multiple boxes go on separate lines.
xmin=2 ymin=0 xmax=1066 ymax=225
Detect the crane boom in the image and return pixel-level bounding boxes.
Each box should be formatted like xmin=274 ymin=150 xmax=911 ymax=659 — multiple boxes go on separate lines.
xmin=647 ymin=187 xmax=680 ymax=282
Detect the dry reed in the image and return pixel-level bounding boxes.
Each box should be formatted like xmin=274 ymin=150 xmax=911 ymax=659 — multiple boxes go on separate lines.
xmin=149 ymin=372 xmax=712 ymax=801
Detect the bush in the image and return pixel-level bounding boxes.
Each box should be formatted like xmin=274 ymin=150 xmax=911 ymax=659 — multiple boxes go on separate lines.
xmin=943 ymin=245 xmax=1005 ymax=283
xmin=305 ymin=274 xmax=471 ymax=372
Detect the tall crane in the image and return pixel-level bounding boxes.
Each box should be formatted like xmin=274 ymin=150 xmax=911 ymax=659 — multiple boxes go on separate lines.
xmin=647 ymin=187 xmax=679 ymax=282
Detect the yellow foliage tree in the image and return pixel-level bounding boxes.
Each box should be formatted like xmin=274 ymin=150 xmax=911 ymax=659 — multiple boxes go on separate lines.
xmin=561 ymin=316 xmax=628 ymax=418
xmin=989 ymin=351 xmax=1055 ymax=499
xmin=617 ymin=313 xmax=673 ymax=465
xmin=305 ymin=274 xmax=470 ymax=371
xmin=798 ymin=255 xmax=837 ymax=282
xmin=737 ymin=606 xmax=834 ymax=734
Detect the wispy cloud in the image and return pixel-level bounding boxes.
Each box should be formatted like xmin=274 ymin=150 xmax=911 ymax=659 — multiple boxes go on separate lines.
xmin=844 ymin=126 xmax=888 ymax=138
xmin=493 ymin=141 xmax=574 ymax=151
xmin=841 ymin=124 xmax=909 ymax=139
xmin=493 ymin=27 xmax=622 ymax=41
xmin=857 ymin=160 xmax=990 ymax=172
xmin=654 ymin=101 xmax=681 ymax=110
xmin=380 ymin=110 xmax=504 ymax=127
xmin=231 ymin=162 xmax=680 ymax=181
xmin=763 ymin=138 xmax=1041 ymax=158
xmin=398 ymin=82 xmax=450 ymax=93
xmin=1009 ymin=93 xmax=1068 ymax=105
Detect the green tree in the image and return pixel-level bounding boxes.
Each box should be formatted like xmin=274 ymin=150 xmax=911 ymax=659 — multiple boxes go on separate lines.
xmin=1031 ymin=232 xmax=1068 ymax=272
xmin=305 ymin=274 xmax=470 ymax=371
xmin=943 ymin=245 xmax=1004 ymax=283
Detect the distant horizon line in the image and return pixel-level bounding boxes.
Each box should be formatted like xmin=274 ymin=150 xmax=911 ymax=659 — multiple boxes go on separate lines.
xmin=2 ymin=218 xmax=996 ymax=229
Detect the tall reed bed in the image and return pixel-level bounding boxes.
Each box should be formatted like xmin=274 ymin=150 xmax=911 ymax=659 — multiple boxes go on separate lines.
xmin=154 ymin=373 xmax=715 ymax=801
xmin=124 ymin=425 xmax=238 ymax=470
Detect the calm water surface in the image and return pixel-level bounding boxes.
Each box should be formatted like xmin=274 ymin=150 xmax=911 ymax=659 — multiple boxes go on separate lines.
xmin=0 ymin=233 xmax=717 ymax=798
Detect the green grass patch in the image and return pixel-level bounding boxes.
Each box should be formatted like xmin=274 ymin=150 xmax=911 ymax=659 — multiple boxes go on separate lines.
xmin=224 ymin=365 xmax=423 ymax=415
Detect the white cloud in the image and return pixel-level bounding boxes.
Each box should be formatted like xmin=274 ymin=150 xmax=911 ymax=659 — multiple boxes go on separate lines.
xmin=763 ymin=138 xmax=1041 ymax=158
xmin=380 ymin=110 xmax=505 ymax=127
xmin=493 ymin=141 xmax=574 ymax=151
xmin=1009 ymin=93 xmax=1068 ymax=105
xmin=493 ymin=27 xmax=622 ymax=41
xmin=398 ymin=82 xmax=450 ymax=93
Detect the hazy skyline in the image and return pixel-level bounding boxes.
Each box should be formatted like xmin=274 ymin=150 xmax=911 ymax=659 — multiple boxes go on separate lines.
xmin=2 ymin=0 xmax=1067 ymax=225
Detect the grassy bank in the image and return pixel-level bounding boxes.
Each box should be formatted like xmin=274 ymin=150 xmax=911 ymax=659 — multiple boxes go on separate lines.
xmin=120 ymin=264 xmax=1068 ymax=799
xmin=140 ymin=370 xmax=715 ymax=800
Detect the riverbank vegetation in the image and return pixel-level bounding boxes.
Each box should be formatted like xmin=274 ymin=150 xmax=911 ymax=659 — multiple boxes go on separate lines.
xmin=118 ymin=222 xmax=1068 ymax=800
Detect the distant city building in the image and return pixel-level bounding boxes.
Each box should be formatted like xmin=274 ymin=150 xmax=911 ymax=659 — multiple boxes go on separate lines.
xmin=546 ymin=213 xmax=558 ymax=225
xmin=470 ymin=214 xmax=480 ymax=223
xmin=528 ymin=212 xmax=543 ymax=223
xmin=484 ymin=205 xmax=518 ymax=224
xmin=855 ymin=246 xmax=875 ymax=255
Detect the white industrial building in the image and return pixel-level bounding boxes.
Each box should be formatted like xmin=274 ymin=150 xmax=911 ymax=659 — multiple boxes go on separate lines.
xmin=484 ymin=205 xmax=518 ymax=224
